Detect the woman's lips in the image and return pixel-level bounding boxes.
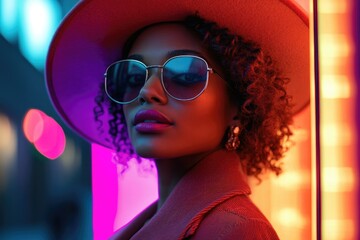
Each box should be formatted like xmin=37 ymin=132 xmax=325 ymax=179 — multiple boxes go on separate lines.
xmin=133 ymin=109 xmax=173 ymax=133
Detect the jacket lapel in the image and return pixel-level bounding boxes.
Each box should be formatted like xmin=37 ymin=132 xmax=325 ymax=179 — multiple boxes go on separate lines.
xmin=112 ymin=150 xmax=250 ymax=240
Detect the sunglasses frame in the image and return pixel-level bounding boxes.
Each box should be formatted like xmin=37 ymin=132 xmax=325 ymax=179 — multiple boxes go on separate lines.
xmin=104 ymin=55 xmax=218 ymax=104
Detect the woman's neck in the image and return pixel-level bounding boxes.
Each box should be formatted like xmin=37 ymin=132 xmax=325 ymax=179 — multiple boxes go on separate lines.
xmin=154 ymin=149 xmax=220 ymax=211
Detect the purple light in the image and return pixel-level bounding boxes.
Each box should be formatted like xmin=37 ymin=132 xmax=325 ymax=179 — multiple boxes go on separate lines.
xmin=92 ymin=144 xmax=158 ymax=239
xmin=92 ymin=143 xmax=118 ymax=239
xmin=114 ymin=158 xmax=158 ymax=230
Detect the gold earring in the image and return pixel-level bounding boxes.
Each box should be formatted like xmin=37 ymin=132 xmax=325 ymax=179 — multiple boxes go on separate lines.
xmin=225 ymin=125 xmax=241 ymax=151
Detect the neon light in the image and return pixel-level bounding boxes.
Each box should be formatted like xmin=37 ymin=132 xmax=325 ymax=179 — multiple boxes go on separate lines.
xmin=321 ymin=123 xmax=353 ymax=146
xmin=277 ymin=208 xmax=306 ymax=228
xmin=318 ymin=0 xmax=358 ymax=238
xmin=92 ymin=144 xmax=118 ymax=240
xmin=323 ymin=219 xmax=355 ymax=239
xmin=92 ymin=144 xmax=158 ymax=239
xmin=18 ymin=0 xmax=61 ymax=69
xmin=114 ymin=158 xmax=158 ymax=230
xmin=318 ymin=1 xmax=347 ymax=14
xmin=323 ymin=167 xmax=355 ymax=192
xmin=0 ymin=0 xmax=18 ymax=42
xmin=22 ymin=109 xmax=66 ymax=159
xmin=33 ymin=115 xmax=66 ymax=160
xmin=320 ymin=34 xmax=350 ymax=58
xmin=23 ymin=109 xmax=46 ymax=143
xmin=321 ymin=75 xmax=351 ymax=99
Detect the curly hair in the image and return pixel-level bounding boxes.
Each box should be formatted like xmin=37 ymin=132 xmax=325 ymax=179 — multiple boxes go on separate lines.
xmin=94 ymin=82 xmax=140 ymax=172
xmin=94 ymin=14 xmax=293 ymax=178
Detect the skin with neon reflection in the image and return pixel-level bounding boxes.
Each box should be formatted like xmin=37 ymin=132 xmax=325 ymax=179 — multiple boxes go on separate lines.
xmin=122 ymin=24 xmax=238 ymax=208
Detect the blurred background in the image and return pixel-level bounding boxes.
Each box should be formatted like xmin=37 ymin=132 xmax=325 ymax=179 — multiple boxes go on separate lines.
xmin=0 ymin=0 xmax=359 ymax=239
xmin=0 ymin=0 xmax=92 ymax=239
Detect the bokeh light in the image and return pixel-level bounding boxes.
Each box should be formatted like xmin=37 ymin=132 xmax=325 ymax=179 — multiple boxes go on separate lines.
xmin=18 ymin=0 xmax=61 ymax=69
xmin=23 ymin=109 xmax=46 ymax=143
xmin=0 ymin=0 xmax=19 ymax=42
xmin=23 ymin=109 xmax=66 ymax=159
xmin=277 ymin=208 xmax=307 ymax=228
xmin=317 ymin=0 xmax=358 ymax=238
xmin=34 ymin=115 xmax=66 ymax=160
xmin=0 ymin=113 xmax=17 ymax=190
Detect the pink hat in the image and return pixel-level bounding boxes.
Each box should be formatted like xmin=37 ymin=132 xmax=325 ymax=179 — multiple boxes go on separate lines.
xmin=46 ymin=0 xmax=310 ymax=149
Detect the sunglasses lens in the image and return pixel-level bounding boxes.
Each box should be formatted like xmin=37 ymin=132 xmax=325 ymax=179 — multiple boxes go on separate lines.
xmin=163 ymin=56 xmax=208 ymax=100
xmin=105 ymin=60 xmax=146 ymax=103
xmin=105 ymin=56 xmax=209 ymax=104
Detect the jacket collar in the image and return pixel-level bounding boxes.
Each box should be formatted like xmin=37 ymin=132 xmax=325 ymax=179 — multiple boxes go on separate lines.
xmin=112 ymin=149 xmax=250 ymax=240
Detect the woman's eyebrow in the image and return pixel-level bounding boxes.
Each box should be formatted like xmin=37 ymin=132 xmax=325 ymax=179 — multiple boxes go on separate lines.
xmin=167 ymin=49 xmax=206 ymax=58
xmin=127 ymin=49 xmax=207 ymax=62
xmin=127 ymin=54 xmax=143 ymax=61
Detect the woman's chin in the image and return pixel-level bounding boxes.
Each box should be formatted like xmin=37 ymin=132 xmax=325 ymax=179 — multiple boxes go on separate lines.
xmin=133 ymin=147 xmax=168 ymax=160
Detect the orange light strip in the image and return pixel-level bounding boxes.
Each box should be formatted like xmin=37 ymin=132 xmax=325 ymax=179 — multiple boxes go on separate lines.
xmin=317 ymin=0 xmax=358 ymax=239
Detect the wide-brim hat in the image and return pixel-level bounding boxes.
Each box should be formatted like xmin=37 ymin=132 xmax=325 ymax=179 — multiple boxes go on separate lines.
xmin=46 ymin=0 xmax=310 ymax=149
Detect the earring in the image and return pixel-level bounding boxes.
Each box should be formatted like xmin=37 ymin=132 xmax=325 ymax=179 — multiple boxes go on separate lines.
xmin=225 ymin=125 xmax=241 ymax=151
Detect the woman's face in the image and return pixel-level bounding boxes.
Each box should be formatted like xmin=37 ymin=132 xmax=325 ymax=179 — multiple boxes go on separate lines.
xmin=122 ymin=24 xmax=237 ymax=160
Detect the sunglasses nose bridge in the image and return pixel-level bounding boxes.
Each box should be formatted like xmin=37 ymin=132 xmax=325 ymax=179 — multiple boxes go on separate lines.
xmin=146 ymin=65 xmax=163 ymax=77
xmin=144 ymin=66 xmax=162 ymax=85
xmin=143 ymin=65 xmax=164 ymax=87
xmin=138 ymin=66 xmax=167 ymax=103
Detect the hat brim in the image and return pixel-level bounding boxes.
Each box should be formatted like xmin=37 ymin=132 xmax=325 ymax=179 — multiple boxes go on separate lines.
xmin=46 ymin=0 xmax=310 ymax=149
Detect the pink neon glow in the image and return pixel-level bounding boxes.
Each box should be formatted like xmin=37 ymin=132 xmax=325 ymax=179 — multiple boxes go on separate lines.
xmin=92 ymin=144 xmax=119 ymax=240
xmin=92 ymin=144 xmax=158 ymax=240
xmin=23 ymin=109 xmax=66 ymax=159
xmin=114 ymin=158 xmax=158 ymax=230
xmin=34 ymin=115 xmax=66 ymax=159
xmin=23 ymin=109 xmax=46 ymax=143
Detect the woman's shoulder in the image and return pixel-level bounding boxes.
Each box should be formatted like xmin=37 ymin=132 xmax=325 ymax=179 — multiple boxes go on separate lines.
xmin=190 ymin=195 xmax=280 ymax=240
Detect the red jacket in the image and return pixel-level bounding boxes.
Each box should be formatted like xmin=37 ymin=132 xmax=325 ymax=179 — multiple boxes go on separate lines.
xmin=111 ymin=150 xmax=280 ymax=240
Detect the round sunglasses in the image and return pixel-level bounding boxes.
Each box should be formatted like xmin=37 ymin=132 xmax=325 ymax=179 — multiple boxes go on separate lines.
xmin=104 ymin=55 xmax=222 ymax=104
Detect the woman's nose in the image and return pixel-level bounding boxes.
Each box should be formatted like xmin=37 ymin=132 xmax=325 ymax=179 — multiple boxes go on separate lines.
xmin=138 ymin=69 xmax=168 ymax=104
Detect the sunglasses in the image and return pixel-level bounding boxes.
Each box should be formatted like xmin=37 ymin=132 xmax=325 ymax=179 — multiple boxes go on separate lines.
xmin=104 ymin=55 xmax=221 ymax=104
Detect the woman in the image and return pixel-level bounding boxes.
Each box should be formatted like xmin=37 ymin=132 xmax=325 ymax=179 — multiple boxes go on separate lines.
xmin=46 ymin=0 xmax=309 ymax=239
